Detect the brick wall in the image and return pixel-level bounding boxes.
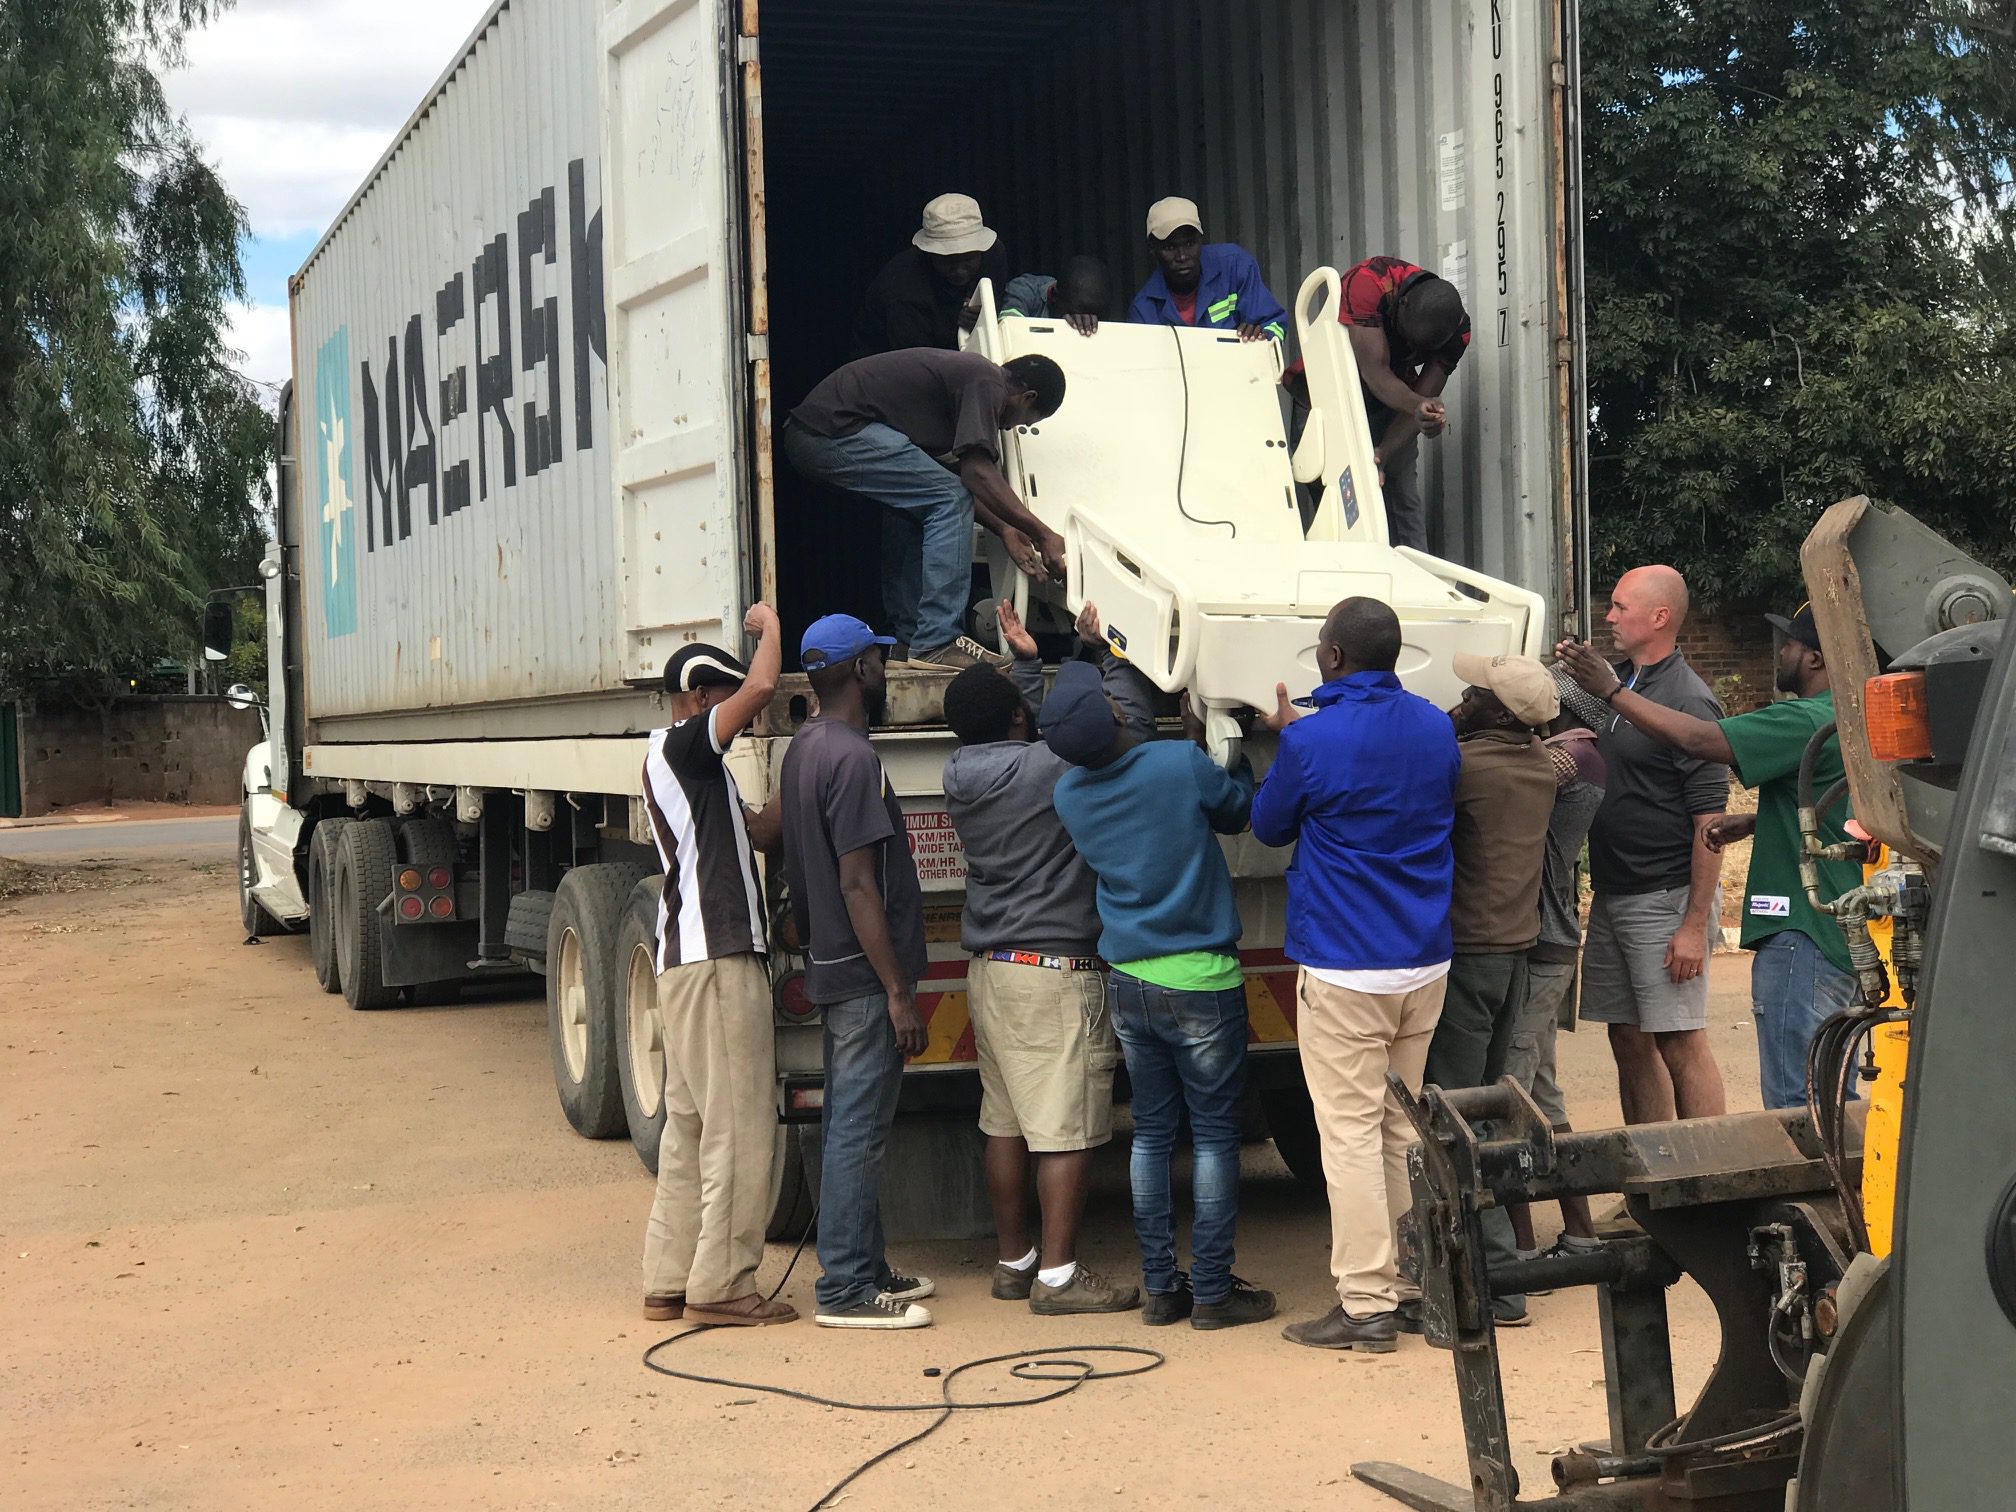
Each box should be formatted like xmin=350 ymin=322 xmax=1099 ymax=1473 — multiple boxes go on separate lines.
xmin=1590 ymin=596 xmax=1777 ymax=714
xmin=17 ymin=697 xmax=264 ymax=816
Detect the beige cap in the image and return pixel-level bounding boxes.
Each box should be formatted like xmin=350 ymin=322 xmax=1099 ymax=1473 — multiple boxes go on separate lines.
xmin=1453 ymin=651 xmax=1561 ymax=728
xmin=1145 ymin=195 xmax=1203 ymax=241
xmin=913 ymin=193 xmax=997 ymax=256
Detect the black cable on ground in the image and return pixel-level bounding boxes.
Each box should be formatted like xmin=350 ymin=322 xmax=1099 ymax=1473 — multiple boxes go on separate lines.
xmin=640 ymin=1169 xmax=1164 ymax=1511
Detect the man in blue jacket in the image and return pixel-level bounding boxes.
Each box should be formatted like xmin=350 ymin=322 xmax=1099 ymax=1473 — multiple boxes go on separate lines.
xmin=1252 ymin=598 xmax=1463 ymax=1354
xmin=1126 ymin=197 xmax=1286 ymax=343
xmin=1046 ymin=661 xmax=1276 ymax=1330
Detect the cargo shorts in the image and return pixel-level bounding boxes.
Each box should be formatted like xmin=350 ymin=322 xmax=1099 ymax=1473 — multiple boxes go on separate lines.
xmin=1578 ymin=887 xmax=1710 ymax=1033
xmin=966 ymin=955 xmax=1119 ymax=1152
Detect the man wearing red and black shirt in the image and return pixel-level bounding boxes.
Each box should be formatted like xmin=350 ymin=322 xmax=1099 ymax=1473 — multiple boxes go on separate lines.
xmin=1336 ymin=256 xmax=1470 ymax=551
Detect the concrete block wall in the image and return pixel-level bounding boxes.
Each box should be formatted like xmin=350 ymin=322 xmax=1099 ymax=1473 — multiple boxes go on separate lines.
xmin=17 ymin=697 xmax=264 ymax=816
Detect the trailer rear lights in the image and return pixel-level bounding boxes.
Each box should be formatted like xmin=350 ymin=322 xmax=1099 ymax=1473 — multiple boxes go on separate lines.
xmin=774 ymin=972 xmax=819 ymax=1023
xmin=787 ymin=1086 xmax=824 ymax=1113
xmin=398 ymin=868 xmax=422 ymax=891
xmin=1865 ymin=673 xmax=1933 ymax=761
xmin=398 ymin=895 xmax=426 ymax=920
xmin=427 ymin=895 xmax=455 ymax=919
xmin=427 ymin=866 xmax=452 ymax=890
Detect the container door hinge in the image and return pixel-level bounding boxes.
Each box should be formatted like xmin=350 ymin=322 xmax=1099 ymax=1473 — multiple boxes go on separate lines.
xmin=747 ymin=333 xmax=771 ymax=362
xmin=736 ymin=35 xmax=759 ymax=64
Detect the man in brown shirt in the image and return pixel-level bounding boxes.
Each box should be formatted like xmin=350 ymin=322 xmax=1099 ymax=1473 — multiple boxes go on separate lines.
xmin=1416 ymin=652 xmax=1559 ymax=1328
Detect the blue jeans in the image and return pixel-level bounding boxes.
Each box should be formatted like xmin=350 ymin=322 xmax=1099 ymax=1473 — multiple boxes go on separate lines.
xmin=814 ymin=991 xmax=907 ymax=1311
xmin=1751 ymin=931 xmax=1860 ymax=1110
xmin=1109 ymin=971 xmax=1248 ymax=1305
xmin=782 ymin=420 xmax=973 ymax=652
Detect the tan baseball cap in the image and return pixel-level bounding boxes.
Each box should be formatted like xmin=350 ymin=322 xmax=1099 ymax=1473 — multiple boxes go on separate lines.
xmin=913 ymin=193 xmax=997 ymax=256
xmin=1453 ymin=651 xmax=1560 ymax=728
xmin=1145 ymin=195 xmax=1203 ymax=241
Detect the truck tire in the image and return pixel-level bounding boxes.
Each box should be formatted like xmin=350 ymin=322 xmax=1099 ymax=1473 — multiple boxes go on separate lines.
xmin=615 ymin=876 xmax=669 ymax=1170
xmin=546 ymin=862 xmax=655 ymax=1140
xmin=238 ymin=806 xmax=286 ymax=937
xmin=766 ymin=1124 xmax=818 ymax=1241
xmin=1261 ymin=1084 xmax=1327 ymax=1190
xmin=333 ymin=819 xmax=400 ymax=1011
xmin=398 ymin=816 xmax=458 ymax=868
xmin=307 ymin=817 xmax=353 ymax=993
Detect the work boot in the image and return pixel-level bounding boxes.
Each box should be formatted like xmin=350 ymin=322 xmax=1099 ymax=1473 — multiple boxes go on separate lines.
xmin=1029 ymin=1263 xmax=1141 ymax=1315
xmin=1141 ymin=1276 xmax=1193 ymax=1326
xmin=643 ymin=1292 xmax=684 ymax=1321
xmin=1281 ymin=1305 xmax=1400 ymax=1353
xmin=880 ymin=1270 xmax=935 ymax=1302
xmin=1191 ymin=1277 xmax=1276 ymax=1331
xmin=992 ymin=1259 xmax=1037 ymax=1301
xmin=684 ymin=1293 xmax=799 ymax=1327
xmin=906 ymin=637 xmax=1010 ymax=672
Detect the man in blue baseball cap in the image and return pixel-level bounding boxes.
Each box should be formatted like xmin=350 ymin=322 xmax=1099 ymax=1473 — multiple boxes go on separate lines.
xmin=779 ymin=613 xmax=936 ymax=1329
xmin=1045 ymin=662 xmax=1274 ymax=1332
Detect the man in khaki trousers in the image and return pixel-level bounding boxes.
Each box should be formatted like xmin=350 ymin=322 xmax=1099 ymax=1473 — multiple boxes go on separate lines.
xmin=1250 ymin=599 xmax=1464 ymax=1352
xmin=636 ymin=606 xmax=796 ymax=1327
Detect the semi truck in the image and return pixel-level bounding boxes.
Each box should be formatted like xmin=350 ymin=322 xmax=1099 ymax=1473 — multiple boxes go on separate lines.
xmin=216 ymin=0 xmax=1589 ymax=1237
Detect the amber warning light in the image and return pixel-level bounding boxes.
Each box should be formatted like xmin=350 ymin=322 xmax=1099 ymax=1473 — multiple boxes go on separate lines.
xmin=1864 ymin=672 xmax=1933 ymax=762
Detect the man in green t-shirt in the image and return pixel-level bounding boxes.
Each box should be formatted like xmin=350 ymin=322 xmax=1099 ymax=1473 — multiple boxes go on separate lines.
xmin=1557 ymin=605 xmax=1863 ymax=1108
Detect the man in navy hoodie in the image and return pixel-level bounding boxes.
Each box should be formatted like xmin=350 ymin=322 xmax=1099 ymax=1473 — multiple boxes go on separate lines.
xmin=1251 ymin=598 xmax=1463 ymax=1354
xmin=1046 ymin=660 xmax=1275 ymax=1330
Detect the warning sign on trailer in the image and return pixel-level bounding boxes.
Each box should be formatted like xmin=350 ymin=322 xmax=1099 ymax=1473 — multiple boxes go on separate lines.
xmin=903 ymin=809 xmax=968 ymax=886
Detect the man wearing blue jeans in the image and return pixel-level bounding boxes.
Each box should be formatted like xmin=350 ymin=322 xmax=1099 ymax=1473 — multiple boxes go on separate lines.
xmin=1045 ymin=661 xmax=1275 ymax=1330
xmin=779 ymin=614 xmax=937 ymax=1328
xmin=783 ymin=348 xmax=1069 ymax=673
xmin=1561 ymin=604 xmax=1862 ymax=1108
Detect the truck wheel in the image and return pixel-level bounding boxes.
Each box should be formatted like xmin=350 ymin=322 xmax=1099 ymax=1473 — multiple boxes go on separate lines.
xmin=238 ymin=807 xmax=286 ymax=937
xmin=1261 ymin=1084 xmax=1327 ymax=1190
xmin=546 ymin=862 xmax=655 ymax=1140
xmin=616 ymin=876 xmax=669 ymax=1170
xmin=333 ymin=819 xmax=400 ymax=1011
xmin=766 ymin=1124 xmax=818 ymax=1241
xmin=308 ymin=818 xmax=353 ymax=993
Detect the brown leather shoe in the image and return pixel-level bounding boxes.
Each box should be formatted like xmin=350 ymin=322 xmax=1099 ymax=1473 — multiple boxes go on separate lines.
xmin=643 ymin=1293 xmax=684 ymax=1321
xmin=685 ymin=1293 xmax=799 ymax=1327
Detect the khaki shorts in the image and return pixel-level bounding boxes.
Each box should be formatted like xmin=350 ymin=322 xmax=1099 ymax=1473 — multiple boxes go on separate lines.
xmin=966 ymin=956 xmax=1119 ymax=1152
xmin=1579 ymin=887 xmax=1710 ymax=1033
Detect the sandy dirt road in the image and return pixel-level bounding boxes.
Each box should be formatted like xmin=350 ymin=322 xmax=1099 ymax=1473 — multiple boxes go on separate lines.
xmin=1 ymin=855 xmax=1766 ymax=1512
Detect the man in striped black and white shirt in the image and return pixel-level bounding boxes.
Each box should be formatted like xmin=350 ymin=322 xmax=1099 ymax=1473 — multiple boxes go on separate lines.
xmin=639 ymin=603 xmax=795 ymax=1328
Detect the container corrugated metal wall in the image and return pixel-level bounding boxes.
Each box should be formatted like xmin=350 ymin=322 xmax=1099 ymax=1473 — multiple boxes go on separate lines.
xmin=778 ymin=0 xmax=1576 ymax=617
xmin=291 ymin=0 xmax=614 ymax=722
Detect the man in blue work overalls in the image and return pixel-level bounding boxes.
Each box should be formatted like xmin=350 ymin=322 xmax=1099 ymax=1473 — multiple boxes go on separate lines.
xmin=1125 ymin=196 xmax=1286 ymax=343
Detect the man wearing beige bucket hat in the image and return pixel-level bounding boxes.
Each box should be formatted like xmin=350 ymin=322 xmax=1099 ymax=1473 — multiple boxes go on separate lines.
xmin=852 ymin=192 xmax=1004 ymax=357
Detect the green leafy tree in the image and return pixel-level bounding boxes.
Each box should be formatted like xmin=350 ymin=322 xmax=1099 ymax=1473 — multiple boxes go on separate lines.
xmin=0 ymin=0 xmax=270 ymax=697
xmin=1582 ymin=0 xmax=2016 ymax=607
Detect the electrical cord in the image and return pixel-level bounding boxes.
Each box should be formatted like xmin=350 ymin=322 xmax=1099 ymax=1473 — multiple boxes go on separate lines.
xmin=640 ymin=1164 xmax=1165 ymax=1512
xmin=1165 ymin=321 xmax=1238 ymax=538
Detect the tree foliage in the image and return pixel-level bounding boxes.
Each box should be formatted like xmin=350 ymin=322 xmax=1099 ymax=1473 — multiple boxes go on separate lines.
xmin=0 ymin=0 xmax=270 ymax=697
xmin=1582 ymin=0 xmax=2016 ymax=606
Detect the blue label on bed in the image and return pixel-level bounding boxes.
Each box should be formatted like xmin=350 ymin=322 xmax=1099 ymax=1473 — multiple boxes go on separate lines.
xmin=1336 ymin=466 xmax=1360 ymax=529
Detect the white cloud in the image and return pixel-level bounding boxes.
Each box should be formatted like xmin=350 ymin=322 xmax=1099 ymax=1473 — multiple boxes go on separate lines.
xmin=224 ymin=301 xmax=296 ymax=392
xmin=164 ymin=0 xmax=495 ymax=238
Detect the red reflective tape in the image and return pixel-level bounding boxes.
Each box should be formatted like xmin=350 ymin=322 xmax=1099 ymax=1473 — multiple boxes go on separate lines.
xmin=1238 ymin=947 xmax=1292 ymax=968
xmin=951 ymin=1024 xmax=976 ymax=1061
xmin=922 ymin=960 xmax=968 ymax=981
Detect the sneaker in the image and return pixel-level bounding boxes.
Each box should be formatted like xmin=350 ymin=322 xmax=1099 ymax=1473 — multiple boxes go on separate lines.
xmin=1397 ymin=1297 xmax=1529 ymax=1332
xmin=1030 ymin=1264 xmax=1141 ymax=1315
xmin=992 ymin=1260 xmax=1037 ymax=1301
xmin=1281 ymin=1305 xmax=1400 ymax=1353
xmin=643 ymin=1292 xmax=684 ymax=1321
xmin=906 ymin=637 xmax=1010 ymax=672
xmin=1142 ymin=1278 xmax=1194 ymax=1327
xmin=1191 ymin=1277 xmax=1277 ymax=1331
xmin=815 ymin=1293 xmax=933 ymax=1330
xmin=685 ymin=1293 xmax=799 ymax=1327
xmin=1521 ymin=1234 xmax=1603 ymax=1296
xmin=880 ymin=1270 xmax=935 ymax=1303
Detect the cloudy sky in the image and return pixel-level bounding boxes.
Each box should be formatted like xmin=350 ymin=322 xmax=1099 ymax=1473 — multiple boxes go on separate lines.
xmin=162 ymin=0 xmax=496 ymax=390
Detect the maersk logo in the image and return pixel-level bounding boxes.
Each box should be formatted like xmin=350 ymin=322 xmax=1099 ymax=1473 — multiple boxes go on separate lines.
xmin=315 ymin=327 xmax=358 ymax=639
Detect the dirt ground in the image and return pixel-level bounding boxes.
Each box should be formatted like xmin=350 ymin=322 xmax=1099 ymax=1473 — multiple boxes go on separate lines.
xmin=1 ymin=856 xmax=1766 ymax=1512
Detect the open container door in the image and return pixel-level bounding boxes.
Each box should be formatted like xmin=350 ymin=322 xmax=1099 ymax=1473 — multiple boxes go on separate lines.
xmin=601 ymin=0 xmax=750 ymax=685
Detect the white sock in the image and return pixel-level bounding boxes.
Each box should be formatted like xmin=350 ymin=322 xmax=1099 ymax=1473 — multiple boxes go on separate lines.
xmin=1037 ymin=1261 xmax=1077 ymax=1288
xmin=1557 ymin=1233 xmax=1602 ymax=1252
xmin=1003 ymin=1247 xmax=1037 ymax=1272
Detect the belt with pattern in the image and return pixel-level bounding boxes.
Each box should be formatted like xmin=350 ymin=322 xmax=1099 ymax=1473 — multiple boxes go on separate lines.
xmin=981 ymin=949 xmax=1107 ymax=973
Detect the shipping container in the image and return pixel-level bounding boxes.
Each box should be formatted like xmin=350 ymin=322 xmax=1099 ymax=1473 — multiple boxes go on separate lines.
xmin=238 ymin=0 xmax=1585 ymax=1227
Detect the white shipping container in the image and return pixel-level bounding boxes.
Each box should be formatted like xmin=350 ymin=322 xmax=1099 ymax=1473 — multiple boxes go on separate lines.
xmin=287 ymin=0 xmax=1585 ymax=741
